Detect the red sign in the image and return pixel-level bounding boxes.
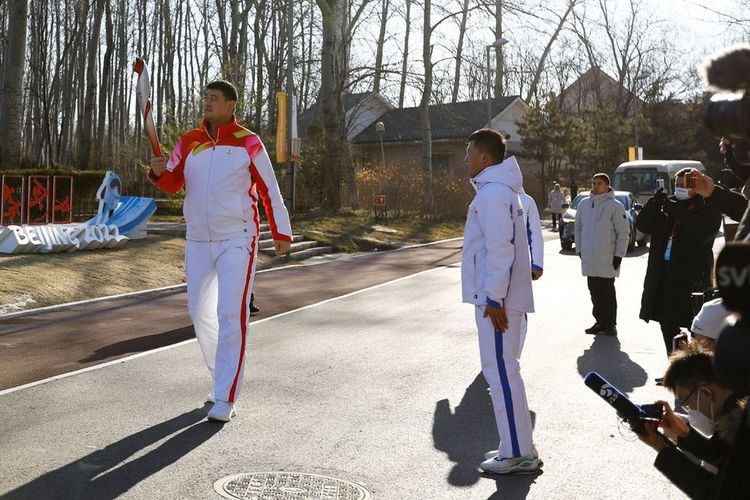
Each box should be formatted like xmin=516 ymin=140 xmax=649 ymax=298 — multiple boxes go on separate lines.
xmin=374 ymin=194 xmax=386 ymax=207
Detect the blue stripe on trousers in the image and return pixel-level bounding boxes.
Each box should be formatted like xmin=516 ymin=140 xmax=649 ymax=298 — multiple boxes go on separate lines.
xmin=494 ymin=327 xmax=521 ymax=457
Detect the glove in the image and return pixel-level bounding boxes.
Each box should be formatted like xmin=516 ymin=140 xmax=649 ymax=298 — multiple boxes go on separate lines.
xmin=612 ymin=256 xmax=622 ymax=270
xmin=653 ymin=187 xmax=667 ymax=205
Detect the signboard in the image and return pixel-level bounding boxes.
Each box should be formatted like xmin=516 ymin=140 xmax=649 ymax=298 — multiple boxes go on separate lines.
xmin=0 ymin=171 xmax=156 ymax=254
xmin=52 ymin=176 xmax=74 ymax=224
xmin=27 ymin=175 xmax=50 ymax=224
xmin=276 ymin=92 xmax=287 ymax=163
xmin=1 ymin=175 xmax=25 ymax=225
xmin=374 ymin=194 xmax=386 ymax=207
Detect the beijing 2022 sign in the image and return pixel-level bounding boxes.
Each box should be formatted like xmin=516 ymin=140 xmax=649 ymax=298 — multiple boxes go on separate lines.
xmin=0 ymin=171 xmax=156 ymax=254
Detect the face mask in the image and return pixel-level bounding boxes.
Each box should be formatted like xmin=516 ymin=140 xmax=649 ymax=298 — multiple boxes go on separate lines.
xmin=675 ymin=187 xmax=691 ymax=200
xmin=688 ymin=389 xmax=715 ymax=439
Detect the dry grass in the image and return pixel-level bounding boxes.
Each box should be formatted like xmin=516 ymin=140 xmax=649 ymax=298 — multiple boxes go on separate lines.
xmin=0 ymin=211 xmax=464 ymax=313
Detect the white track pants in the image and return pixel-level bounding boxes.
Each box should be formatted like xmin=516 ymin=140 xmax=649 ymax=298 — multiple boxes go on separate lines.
xmin=186 ymin=236 xmax=257 ymax=404
xmin=475 ymin=306 xmax=534 ymax=458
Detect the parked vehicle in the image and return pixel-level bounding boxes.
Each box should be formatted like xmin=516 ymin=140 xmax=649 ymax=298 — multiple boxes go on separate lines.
xmin=559 ymin=190 xmax=645 ymax=251
xmin=611 ymin=160 xmax=706 ymax=206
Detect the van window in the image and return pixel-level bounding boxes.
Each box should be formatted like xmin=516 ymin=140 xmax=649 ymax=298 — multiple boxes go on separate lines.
xmin=612 ymin=170 xmax=670 ymax=195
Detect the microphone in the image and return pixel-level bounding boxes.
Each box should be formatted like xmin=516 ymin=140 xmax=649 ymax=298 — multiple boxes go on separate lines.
xmin=584 ymin=372 xmax=649 ymax=434
xmin=700 ymin=43 xmax=750 ymax=91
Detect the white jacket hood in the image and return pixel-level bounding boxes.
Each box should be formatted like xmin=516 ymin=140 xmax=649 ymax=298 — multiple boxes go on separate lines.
xmin=471 ymin=156 xmax=523 ymax=193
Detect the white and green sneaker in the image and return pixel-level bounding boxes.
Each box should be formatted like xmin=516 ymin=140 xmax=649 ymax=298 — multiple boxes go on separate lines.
xmin=480 ymin=455 xmax=542 ymax=475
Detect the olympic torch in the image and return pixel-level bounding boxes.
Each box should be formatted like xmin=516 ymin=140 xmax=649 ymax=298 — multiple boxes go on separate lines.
xmin=133 ymin=57 xmax=162 ymax=157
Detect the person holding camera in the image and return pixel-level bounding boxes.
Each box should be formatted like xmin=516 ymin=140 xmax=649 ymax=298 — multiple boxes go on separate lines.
xmin=574 ymin=173 xmax=630 ymax=336
xmin=637 ymin=349 xmax=743 ymax=499
xmin=635 ymin=169 xmax=722 ymax=356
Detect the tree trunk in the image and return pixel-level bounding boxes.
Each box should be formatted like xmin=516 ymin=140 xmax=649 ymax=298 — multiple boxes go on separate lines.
xmin=0 ymin=0 xmax=29 ymax=168
xmin=494 ymin=0 xmax=503 ymax=99
xmin=420 ymin=0 xmax=433 ymax=208
xmin=78 ymin=0 xmax=106 ymax=168
xmin=316 ymin=0 xmax=346 ymax=209
xmin=398 ymin=0 xmax=411 ymax=108
xmin=373 ymin=0 xmax=388 ymax=93
xmin=451 ymin=0 xmax=469 ymax=103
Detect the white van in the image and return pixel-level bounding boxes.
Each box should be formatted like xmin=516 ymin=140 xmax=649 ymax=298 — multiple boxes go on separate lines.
xmin=612 ymin=160 xmax=706 ymax=205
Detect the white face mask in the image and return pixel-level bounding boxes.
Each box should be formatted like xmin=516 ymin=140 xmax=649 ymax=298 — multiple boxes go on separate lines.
xmin=688 ymin=389 xmax=715 ymax=439
xmin=675 ymin=187 xmax=691 ymax=200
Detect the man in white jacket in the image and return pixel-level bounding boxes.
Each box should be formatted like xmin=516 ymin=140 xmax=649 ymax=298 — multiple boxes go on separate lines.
xmin=574 ymin=173 xmax=629 ymax=336
xmin=461 ymin=129 xmax=541 ymax=474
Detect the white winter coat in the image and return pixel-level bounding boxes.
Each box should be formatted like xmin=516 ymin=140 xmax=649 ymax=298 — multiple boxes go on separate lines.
xmin=520 ymin=192 xmax=544 ymax=272
xmin=461 ymin=156 xmax=534 ymax=312
xmin=549 ymin=189 xmax=566 ymax=214
xmin=574 ymin=188 xmax=630 ymax=278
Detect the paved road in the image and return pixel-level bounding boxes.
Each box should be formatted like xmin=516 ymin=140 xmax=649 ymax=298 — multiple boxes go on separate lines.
xmin=0 ymin=239 xmax=466 ymax=390
xmin=0 ymin=228 xmax=693 ymax=499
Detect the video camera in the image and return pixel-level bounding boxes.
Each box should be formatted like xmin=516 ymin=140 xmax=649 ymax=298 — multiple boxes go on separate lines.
xmin=584 ymin=372 xmax=662 ymax=436
xmin=700 ymin=44 xmax=750 ymax=180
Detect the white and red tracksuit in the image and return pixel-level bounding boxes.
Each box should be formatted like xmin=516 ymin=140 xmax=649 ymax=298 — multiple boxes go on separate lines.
xmin=461 ymin=156 xmax=536 ymax=459
xmin=149 ymin=117 xmax=291 ymax=404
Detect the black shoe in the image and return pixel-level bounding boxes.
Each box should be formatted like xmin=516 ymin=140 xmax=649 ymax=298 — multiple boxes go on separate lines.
xmin=249 ymin=303 xmax=260 ymax=316
xmin=585 ymin=323 xmax=603 ymax=334
xmin=601 ymin=324 xmax=618 ymax=336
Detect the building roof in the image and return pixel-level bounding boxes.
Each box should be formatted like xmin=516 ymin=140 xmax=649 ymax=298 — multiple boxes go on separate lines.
xmin=299 ymin=92 xmax=376 ymax=137
xmin=352 ymin=97 xmax=519 ymax=144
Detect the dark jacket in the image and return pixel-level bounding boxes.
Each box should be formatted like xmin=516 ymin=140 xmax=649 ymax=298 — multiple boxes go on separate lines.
xmin=653 ymin=397 xmax=746 ymax=499
xmin=636 ymin=194 xmax=722 ymax=325
xmin=705 ymin=185 xmax=750 ymax=241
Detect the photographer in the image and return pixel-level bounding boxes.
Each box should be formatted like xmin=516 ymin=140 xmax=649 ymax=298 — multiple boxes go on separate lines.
xmin=637 ymin=349 xmax=743 ymax=499
xmin=636 ymin=169 xmax=722 ymax=356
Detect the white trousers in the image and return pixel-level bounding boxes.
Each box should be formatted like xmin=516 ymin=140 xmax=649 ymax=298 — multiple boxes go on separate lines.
xmin=475 ymin=306 xmax=534 ymax=458
xmin=186 ymin=236 xmax=258 ymax=404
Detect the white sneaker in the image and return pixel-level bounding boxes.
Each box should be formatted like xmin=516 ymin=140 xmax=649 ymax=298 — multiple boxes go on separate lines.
xmin=207 ymin=401 xmax=236 ymax=422
xmin=480 ymin=455 xmax=542 ymax=475
xmin=484 ymin=444 xmax=540 ymax=460
xmin=207 ymin=390 xmax=216 ymax=404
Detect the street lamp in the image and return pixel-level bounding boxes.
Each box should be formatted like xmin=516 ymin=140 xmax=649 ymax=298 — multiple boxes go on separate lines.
xmin=486 ymin=37 xmax=509 ymax=127
xmin=375 ymin=121 xmax=385 ymax=168
xmin=633 ymin=71 xmax=650 ymax=160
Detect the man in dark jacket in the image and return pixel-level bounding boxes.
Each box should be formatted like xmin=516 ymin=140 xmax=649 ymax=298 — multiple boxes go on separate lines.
xmin=636 ymin=168 xmax=722 ymax=355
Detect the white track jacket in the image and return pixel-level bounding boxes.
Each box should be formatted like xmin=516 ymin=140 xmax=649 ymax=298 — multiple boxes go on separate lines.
xmin=462 ymin=156 xmax=534 ymax=312
xmin=149 ymin=117 xmax=291 ymax=242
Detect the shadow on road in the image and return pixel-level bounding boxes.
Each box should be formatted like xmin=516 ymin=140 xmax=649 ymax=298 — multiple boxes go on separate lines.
xmin=79 ymin=326 xmax=195 ymax=363
xmin=432 ymin=373 xmax=538 ymax=498
xmin=577 ymin=334 xmax=648 ymax=395
xmin=1 ymin=405 xmax=220 ymax=500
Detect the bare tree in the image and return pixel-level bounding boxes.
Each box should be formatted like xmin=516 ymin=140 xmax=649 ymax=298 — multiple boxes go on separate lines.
xmin=0 ymin=0 xmax=29 ymax=168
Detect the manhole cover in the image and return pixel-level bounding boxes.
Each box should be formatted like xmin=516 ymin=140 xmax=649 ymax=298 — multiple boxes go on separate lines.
xmin=214 ymin=472 xmax=373 ymax=500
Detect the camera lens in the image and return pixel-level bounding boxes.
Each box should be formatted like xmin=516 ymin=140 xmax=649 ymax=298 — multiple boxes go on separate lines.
xmin=703 ymin=92 xmax=750 ymax=137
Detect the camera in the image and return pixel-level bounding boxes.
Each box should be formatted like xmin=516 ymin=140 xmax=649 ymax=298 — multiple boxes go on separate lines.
xmin=703 ymin=92 xmax=750 ymax=139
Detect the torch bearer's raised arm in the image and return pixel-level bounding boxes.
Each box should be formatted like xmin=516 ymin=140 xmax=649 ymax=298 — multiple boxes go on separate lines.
xmin=133 ymin=57 xmax=162 ymax=158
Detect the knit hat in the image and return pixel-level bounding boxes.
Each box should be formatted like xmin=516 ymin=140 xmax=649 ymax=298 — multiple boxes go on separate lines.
xmin=690 ymin=298 xmax=734 ymax=340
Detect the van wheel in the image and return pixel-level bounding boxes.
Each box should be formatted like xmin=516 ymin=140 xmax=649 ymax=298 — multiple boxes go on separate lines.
xmin=637 ymin=238 xmax=648 ymax=248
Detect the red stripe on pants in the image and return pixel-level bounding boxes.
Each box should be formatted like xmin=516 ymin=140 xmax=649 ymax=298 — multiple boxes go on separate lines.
xmin=228 ymin=236 xmax=256 ymax=403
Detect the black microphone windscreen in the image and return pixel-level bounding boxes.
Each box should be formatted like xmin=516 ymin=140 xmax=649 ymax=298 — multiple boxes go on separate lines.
xmin=700 ymin=43 xmax=750 ymax=91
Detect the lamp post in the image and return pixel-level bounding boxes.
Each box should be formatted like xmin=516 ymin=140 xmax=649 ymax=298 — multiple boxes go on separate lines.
xmin=633 ymin=71 xmax=650 ymax=160
xmin=375 ymin=121 xmax=385 ymax=169
xmin=486 ymin=37 xmax=509 ymax=127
